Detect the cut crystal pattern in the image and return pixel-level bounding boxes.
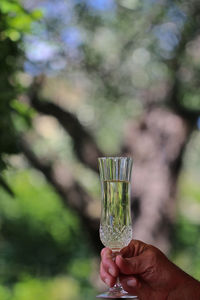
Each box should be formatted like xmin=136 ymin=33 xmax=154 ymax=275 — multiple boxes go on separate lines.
xmin=100 ymin=224 xmax=132 ymax=249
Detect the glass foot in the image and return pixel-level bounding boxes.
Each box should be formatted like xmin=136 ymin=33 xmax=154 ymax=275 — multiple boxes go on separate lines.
xmin=96 ymin=286 xmax=137 ymax=298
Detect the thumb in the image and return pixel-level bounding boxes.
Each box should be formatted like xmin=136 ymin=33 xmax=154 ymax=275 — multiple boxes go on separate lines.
xmin=120 ymin=275 xmax=150 ymax=299
xmin=119 ymin=275 xmax=141 ymax=296
xmin=116 ymin=254 xmax=146 ymax=275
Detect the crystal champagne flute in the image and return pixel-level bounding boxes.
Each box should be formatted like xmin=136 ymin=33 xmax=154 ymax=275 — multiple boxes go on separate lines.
xmin=97 ymin=157 xmax=137 ymax=299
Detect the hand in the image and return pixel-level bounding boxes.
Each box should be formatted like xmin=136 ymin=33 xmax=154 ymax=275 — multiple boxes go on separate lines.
xmin=100 ymin=239 xmax=200 ymax=300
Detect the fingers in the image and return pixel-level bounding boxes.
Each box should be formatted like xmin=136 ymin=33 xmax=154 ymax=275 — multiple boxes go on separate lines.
xmin=101 ymin=248 xmax=119 ymax=277
xmin=116 ymin=253 xmax=146 ymax=275
xmin=100 ymin=243 xmax=149 ymax=288
xmin=120 ymin=240 xmax=148 ymax=258
xmin=120 ymin=241 xmax=134 ymax=258
xmin=100 ymin=262 xmax=116 ymax=287
xmin=119 ymin=275 xmax=141 ymax=296
xmin=100 ymin=248 xmax=119 ymax=287
xmin=131 ymin=240 xmax=148 ymax=256
xmin=116 ymin=255 xmax=134 ymax=274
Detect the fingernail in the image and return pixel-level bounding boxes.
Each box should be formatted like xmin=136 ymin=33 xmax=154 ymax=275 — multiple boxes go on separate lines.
xmin=108 ymin=268 xmax=115 ymax=277
xmin=127 ymin=279 xmax=137 ymax=287
xmin=105 ymin=278 xmax=110 ymax=286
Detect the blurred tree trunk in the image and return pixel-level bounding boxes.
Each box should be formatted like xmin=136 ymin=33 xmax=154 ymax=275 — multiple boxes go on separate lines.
xmin=122 ymin=107 xmax=193 ymax=252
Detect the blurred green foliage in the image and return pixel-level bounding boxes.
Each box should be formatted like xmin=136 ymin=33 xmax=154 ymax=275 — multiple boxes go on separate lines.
xmin=0 ymin=0 xmax=200 ymax=298
xmin=0 ymin=276 xmax=81 ymax=300
xmin=171 ymin=167 xmax=200 ymax=279
xmin=0 ymin=168 xmax=95 ymax=299
xmin=0 ymin=0 xmax=40 ymax=171
xmin=0 ymin=2 xmax=97 ymax=297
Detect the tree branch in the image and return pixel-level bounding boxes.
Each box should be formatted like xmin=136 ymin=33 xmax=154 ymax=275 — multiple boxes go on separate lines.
xmin=122 ymin=107 xmax=192 ymax=252
xmin=28 ymin=79 xmax=104 ymax=173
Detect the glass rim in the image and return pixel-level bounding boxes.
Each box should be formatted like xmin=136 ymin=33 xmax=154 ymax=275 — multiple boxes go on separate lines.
xmin=98 ymin=156 xmax=132 ymax=159
xmin=98 ymin=156 xmax=133 ymax=181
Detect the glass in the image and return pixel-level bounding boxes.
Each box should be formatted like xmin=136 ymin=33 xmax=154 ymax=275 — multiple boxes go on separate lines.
xmin=97 ymin=157 xmax=137 ymax=299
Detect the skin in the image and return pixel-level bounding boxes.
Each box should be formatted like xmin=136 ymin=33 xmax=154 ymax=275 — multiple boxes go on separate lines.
xmin=100 ymin=239 xmax=200 ymax=300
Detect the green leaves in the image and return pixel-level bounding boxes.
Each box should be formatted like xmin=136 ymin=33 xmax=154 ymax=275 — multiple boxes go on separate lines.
xmin=0 ymin=0 xmax=43 ymax=41
xmin=0 ymin=0 xmax=42 ymax=174
xmin=0 ymin=1 xmax=22 ymax=14
xmin=11 ymin=99 xmax=35 ymax=128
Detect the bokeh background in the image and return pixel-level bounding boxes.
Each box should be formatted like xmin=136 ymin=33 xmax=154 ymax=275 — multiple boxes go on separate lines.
xmin=0 ymin=0 xmax=200 ymax=299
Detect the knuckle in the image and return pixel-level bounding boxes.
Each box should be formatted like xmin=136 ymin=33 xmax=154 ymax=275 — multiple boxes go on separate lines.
xmin=147 ymin=245 xmax=157 ymax=255
xmin=146 ymin=246 xmax=159 ymax=265
xmin=101 ymin=248 xmax=106 ymax=257
xmin=101 ymin=247 xmax=110 ymax=258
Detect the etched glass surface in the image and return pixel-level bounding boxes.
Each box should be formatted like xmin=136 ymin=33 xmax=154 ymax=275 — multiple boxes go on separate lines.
xmin=100 ymin=224 xmax=132 ymax=249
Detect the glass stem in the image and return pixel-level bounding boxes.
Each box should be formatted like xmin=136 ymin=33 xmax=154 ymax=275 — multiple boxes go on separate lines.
xmin=109 ymin=277 xmax=123 ymax=293
xmin=114 ymin=277 xmax=121 ymax=288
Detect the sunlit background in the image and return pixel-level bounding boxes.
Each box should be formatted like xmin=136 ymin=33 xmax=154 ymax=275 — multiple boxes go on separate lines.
xmin=0 ymin=0 xmax=200 ymax=299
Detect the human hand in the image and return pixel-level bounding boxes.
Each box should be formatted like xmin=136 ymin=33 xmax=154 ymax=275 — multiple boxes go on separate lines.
xmin=100 ymin=239 xmax=200 ymax=300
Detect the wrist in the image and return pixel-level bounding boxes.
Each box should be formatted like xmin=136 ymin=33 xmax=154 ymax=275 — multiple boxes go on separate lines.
xmin=168 ymin=271 xmax=200 ymax=300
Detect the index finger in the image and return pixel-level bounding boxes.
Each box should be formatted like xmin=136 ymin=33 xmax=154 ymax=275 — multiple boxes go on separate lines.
xmin=101 ymin=247 xmax=113 ymax=260
xmin=120 ymin=240 xmax=148 ymax=258
xmin=116 ymin=252 xmax=147 ymax=275
xmin=101 ymin=248 xmax=119 ymax=277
